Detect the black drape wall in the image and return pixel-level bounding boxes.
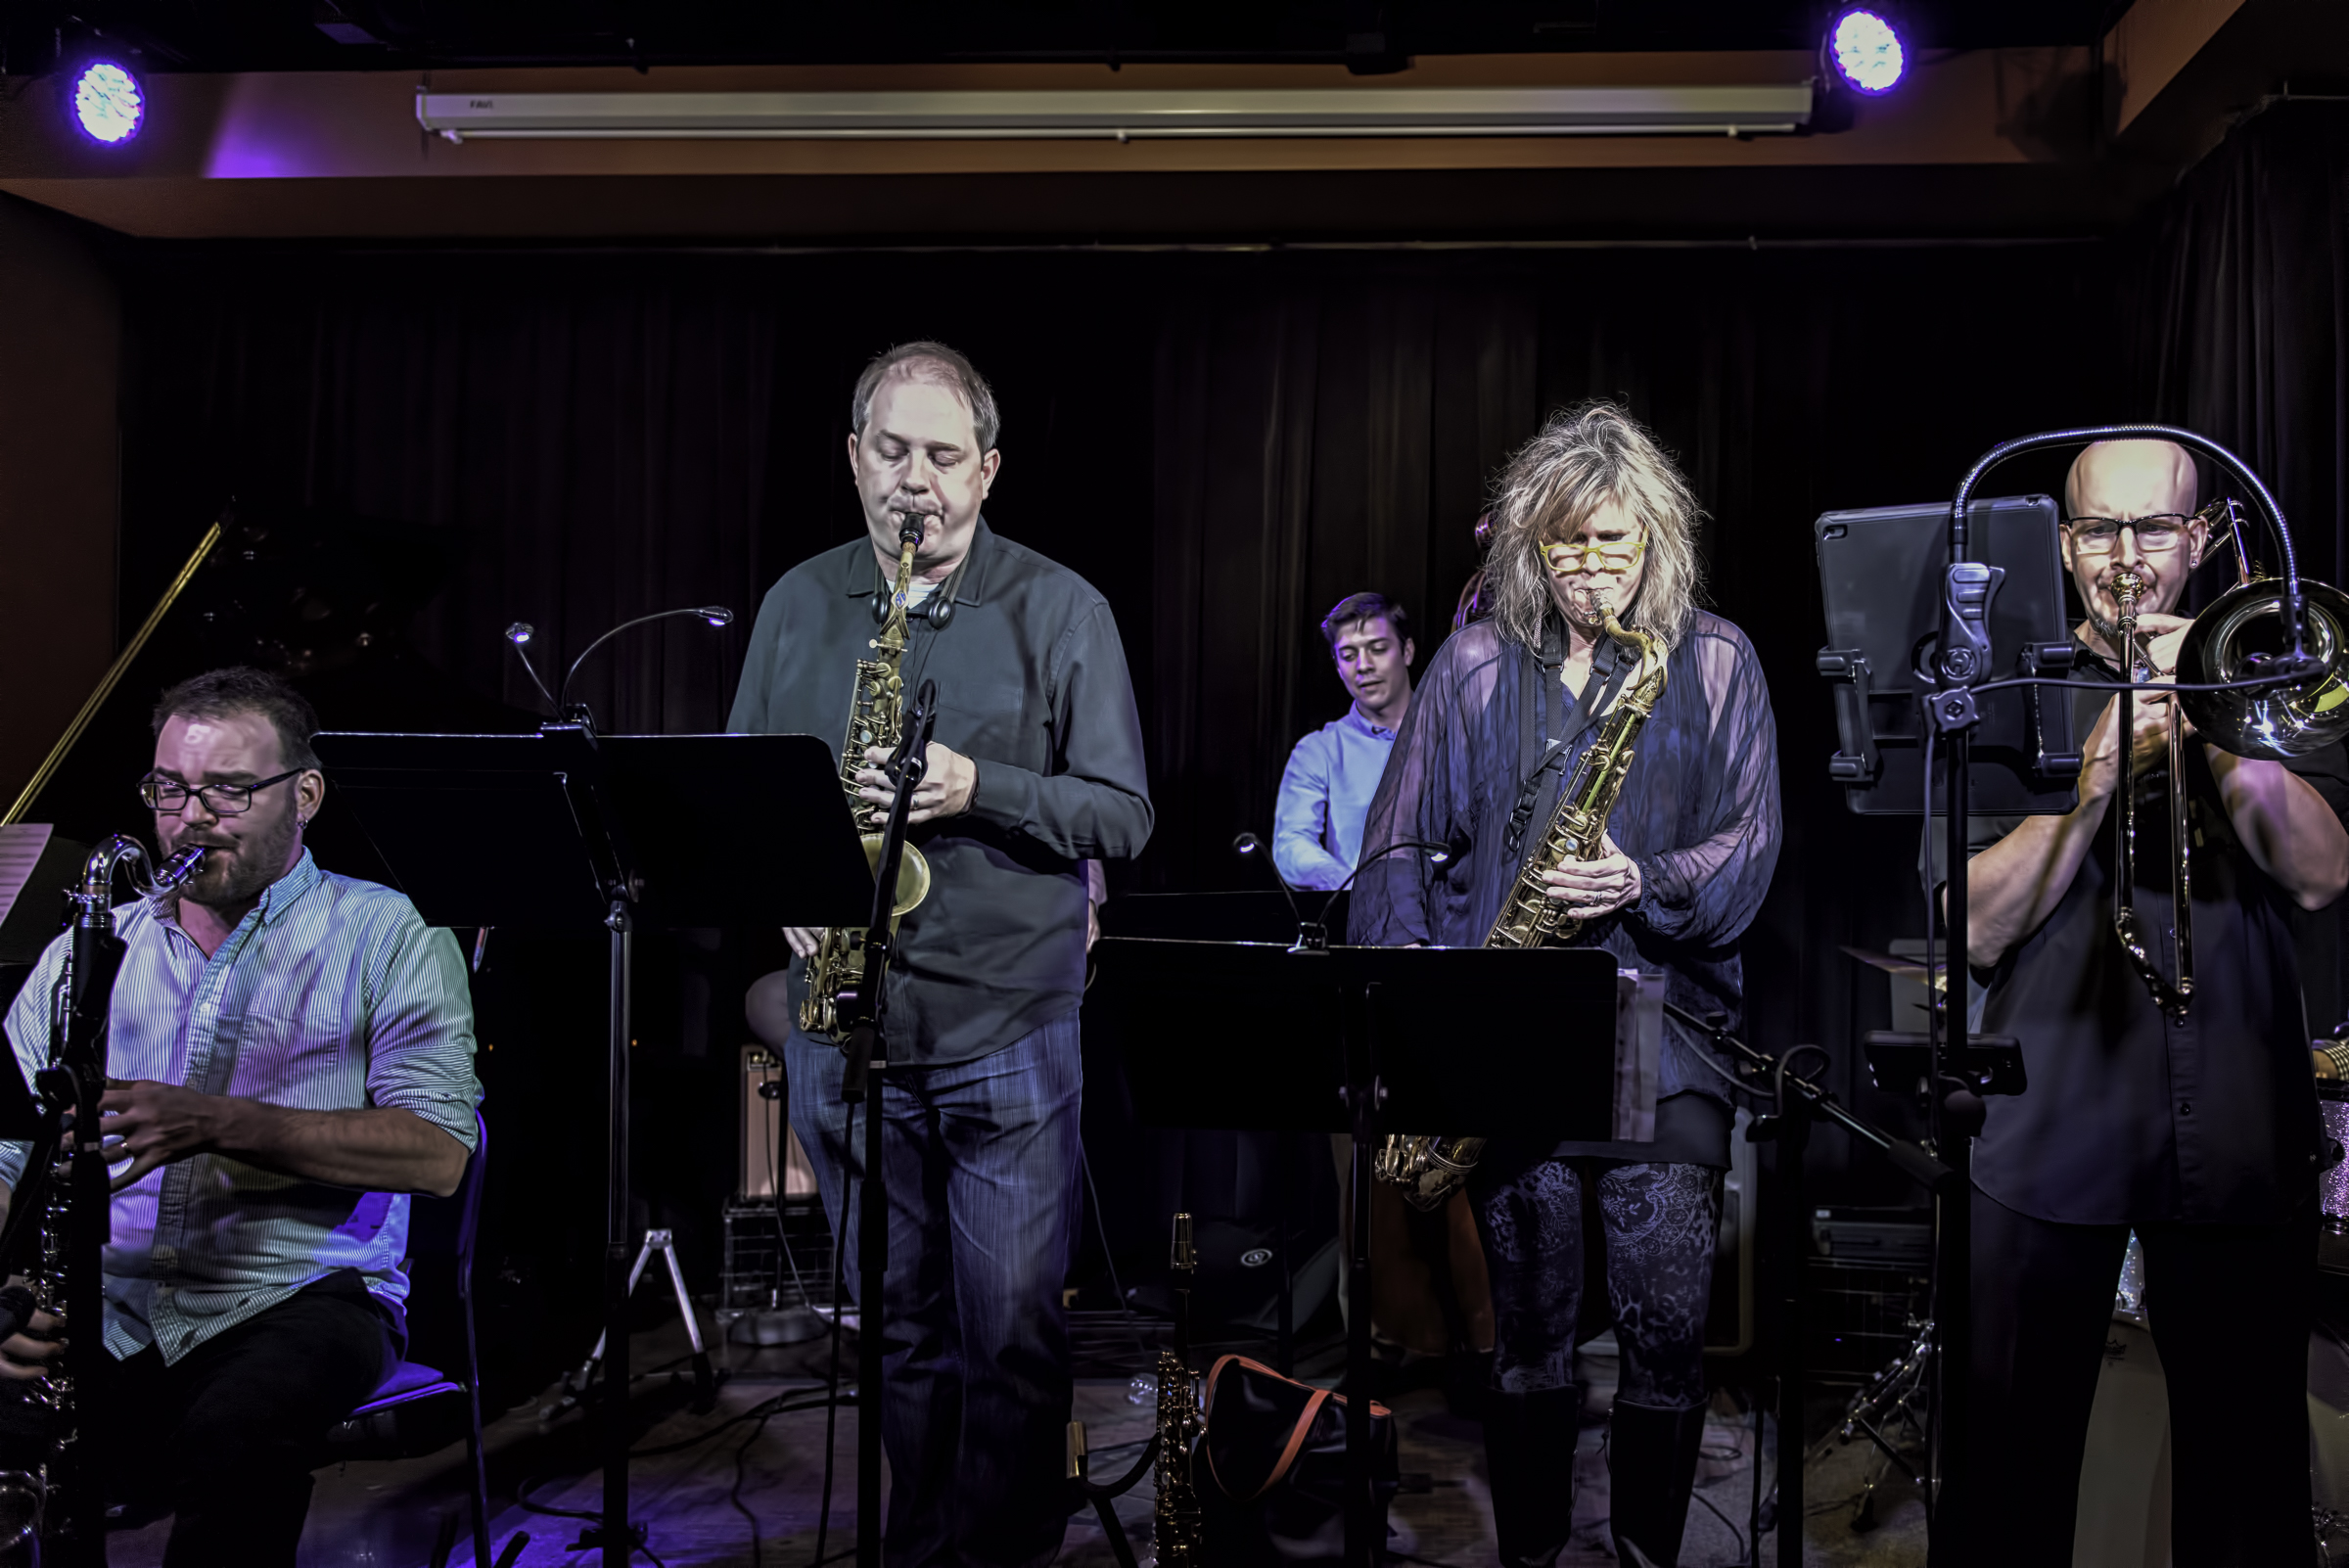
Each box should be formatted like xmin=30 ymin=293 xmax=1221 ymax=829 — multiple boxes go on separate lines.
xmin=1145 ymin=246 xmax=2116 ymax=1199
xmin=2129 ymin=98 xmax=2349 ymax=1030
xmin=115 ymin=240 xmax=2123 ymax=1239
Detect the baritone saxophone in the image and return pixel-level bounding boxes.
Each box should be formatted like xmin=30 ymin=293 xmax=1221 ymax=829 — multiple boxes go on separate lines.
xmin=800 ymin=515 xmax=935 ymax=1038
xmin=1372 ymin=602 xmax=1668 ymax=1210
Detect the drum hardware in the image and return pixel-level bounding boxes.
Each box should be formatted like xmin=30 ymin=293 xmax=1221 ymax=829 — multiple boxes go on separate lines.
xmin=1819 ymin=1320 xmax=1934 ymax=1534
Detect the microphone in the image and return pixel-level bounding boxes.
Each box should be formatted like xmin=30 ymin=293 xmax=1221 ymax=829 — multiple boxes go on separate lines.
xmin=503 ymin=607 xmax=735 ymax=724
xmin=1231 ymin=832 xmax=1314 ymax=950
xmin=1302 ymin=836 xmax=1464 ymax=948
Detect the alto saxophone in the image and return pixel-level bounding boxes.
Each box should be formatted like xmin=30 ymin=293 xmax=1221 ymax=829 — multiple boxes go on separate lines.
xmin=1373 ymin=604 xmax=1669 ymax=1210
xmin=13 ymin=837 xmax=206 ymax=1559
xmin=800 ymin=515 xmax=937 ymax=1038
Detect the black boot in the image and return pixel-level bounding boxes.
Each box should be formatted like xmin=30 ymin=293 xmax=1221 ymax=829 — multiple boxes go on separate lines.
xmin=1607 ymin=1398 xmax=1708 ymax=1568
xmin=1482 ymin=1383 xmax=1581 ymax=1567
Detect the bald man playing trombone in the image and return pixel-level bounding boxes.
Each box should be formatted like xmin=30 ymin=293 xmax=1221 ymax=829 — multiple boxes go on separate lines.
xmin=1946 ymin=438 xmax=2349 ymax=1564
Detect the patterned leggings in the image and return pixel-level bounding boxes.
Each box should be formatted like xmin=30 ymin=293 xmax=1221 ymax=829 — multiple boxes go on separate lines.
xmin=1471 ymin=1159 xmax=1722 ymax=1405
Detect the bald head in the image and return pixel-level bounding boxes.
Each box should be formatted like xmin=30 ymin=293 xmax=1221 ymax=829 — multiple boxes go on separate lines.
xmin=2059 ymin=438 xmax=2209 ymax=645
xmin=2065 ymin=439 xmax=2196 ymax=523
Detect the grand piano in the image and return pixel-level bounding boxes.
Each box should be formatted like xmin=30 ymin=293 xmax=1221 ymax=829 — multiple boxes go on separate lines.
xmin=0 ymin=504 xmax=538 ymax=1001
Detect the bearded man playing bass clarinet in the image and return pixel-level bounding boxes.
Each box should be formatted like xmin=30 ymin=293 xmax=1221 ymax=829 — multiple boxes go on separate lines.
xmin=1352 ymin=401 xmax=1780 ymax=1568
xmin=0 ymin=666 xmax=481 ymax=1566
xmin=1948 ymin=438 xmax=2349 ymax=1565
xmin=734 ymin=342 xmax=1152 ymax=1568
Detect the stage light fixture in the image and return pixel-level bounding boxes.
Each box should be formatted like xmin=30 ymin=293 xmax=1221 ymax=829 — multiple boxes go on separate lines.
xmin=1827 ymin=8 xmax=1906 ymax=96
xmin=70 ymin=61 xmax=146 ymax=144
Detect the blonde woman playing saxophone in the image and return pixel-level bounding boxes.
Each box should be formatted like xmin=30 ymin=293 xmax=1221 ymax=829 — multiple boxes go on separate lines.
xmin=1351 ymin=403 xmax=1781 ymax=1568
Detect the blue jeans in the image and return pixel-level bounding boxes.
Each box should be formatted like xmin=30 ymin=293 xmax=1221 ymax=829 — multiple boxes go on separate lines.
xmin=788 ymin=1013 xmax=1083 ymax=1568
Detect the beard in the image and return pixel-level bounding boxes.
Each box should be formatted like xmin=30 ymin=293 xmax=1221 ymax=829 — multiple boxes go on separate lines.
xmin=168 ymin=806 xmax=299 ymax=910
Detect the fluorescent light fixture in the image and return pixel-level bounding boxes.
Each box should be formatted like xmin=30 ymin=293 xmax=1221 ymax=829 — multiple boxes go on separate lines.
xmin=415 ymin=85 xmax=1816 ymax=142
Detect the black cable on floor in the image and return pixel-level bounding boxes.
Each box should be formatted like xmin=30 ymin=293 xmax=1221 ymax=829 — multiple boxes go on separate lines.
xmin=1080 ymin=1144 xmax=1155 ymax=1362
xmin=1690 ymin=1486 xmax=1747 ymax=1561
xmin=513 ymin=1472 xmax=602 ymax=1524
xmin=730 ymin=1408 xmax=775 ymax=1568
xmin=625 ymin=1389 xmax=834 ymax=1458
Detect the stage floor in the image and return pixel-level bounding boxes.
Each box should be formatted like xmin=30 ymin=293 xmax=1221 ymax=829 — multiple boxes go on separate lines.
xmin=98 ymin=1314 xmax=1925 ymax=1566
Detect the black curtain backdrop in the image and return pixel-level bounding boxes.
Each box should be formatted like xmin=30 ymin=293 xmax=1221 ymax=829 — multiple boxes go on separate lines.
xmin=113 ymin=238 xmax=2128 ymax=1356
xmin=2128 ymin=97 xmax=2349 ymax=1031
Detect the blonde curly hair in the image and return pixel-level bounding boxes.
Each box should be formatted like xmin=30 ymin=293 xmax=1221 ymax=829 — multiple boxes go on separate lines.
xmin=1486 ymin=401 xmax=1707 ymax=652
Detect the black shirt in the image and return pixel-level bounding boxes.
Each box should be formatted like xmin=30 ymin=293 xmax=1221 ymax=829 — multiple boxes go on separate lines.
xmin=1949 ymin=643 xmax=2349 ymax=1225
xmin=728 ymin=520 xmax=1153 ymax=1064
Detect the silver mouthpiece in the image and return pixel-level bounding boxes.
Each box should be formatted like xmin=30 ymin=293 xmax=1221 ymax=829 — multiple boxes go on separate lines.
xmin=145 ymin=846 xmax=207 ymax=898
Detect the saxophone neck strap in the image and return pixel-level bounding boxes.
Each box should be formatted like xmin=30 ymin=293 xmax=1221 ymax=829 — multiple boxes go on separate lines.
xmin=1504 ymin=615 xmax=1635 ymax=859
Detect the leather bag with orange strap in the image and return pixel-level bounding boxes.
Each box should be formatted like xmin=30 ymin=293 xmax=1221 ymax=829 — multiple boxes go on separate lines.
xmin=1196 ymin=1354 xmax=1400 ymax=1564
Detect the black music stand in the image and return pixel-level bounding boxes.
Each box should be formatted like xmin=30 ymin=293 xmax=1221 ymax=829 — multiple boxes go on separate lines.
xmin=312 ymin=724 xmax=871 ymax=1568
xmin=1096 ymin=938 xmax=1624 ymax=1568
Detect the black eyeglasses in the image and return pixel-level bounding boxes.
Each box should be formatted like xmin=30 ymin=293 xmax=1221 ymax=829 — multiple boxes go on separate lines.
xmin=2064 ymin=514 xmax=2194 ymax=554
xmin=139 ymin=768 xmax=302 ymax=816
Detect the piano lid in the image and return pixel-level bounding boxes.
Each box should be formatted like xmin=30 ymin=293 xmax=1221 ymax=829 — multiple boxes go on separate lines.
xmin=4 ymin=502 xmax=540 ymax=875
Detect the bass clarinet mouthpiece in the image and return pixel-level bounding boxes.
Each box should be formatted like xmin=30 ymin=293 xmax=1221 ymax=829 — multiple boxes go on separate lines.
xmin=150 ymin=845 xmax=207 ymax=896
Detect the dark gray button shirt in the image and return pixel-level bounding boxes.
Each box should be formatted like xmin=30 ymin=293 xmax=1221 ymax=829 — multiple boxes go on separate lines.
xmin=728 ymin=519 xmax=1153 ymax=1065
xmin=1949 ymin=644 xmax=2349 ymax=1225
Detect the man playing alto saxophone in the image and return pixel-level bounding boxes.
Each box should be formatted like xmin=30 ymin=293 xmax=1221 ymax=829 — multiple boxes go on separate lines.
xmin=1351 ymin=403 xmax=1780 ymax=1568
xmin=734 ymin=342 xmax=1152 ymax=1567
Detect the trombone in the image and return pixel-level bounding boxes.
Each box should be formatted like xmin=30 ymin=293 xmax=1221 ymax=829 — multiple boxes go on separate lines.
xmin=2110 ymin=497 xmax=2349 ymax=1016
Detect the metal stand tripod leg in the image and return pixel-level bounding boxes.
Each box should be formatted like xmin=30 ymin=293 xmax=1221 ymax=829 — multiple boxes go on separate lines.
xmin=547 ymin=1228 xmax=719 ymax=1419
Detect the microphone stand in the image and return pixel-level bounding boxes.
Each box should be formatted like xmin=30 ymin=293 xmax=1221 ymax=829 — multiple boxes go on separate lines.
xmin=1661 ymin=1002 xmax=1954 ymax=1568
xmin=843 ymin=680 xmax=936 ymax=1568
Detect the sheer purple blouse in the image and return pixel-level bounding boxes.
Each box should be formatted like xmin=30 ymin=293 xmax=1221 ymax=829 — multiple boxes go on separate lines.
xmin=1350 ymin=611 xmax=1782 ymax=1101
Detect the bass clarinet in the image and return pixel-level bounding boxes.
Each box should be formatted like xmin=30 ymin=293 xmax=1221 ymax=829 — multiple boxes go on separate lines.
xmin=0 ymin=837 xmax=205 ymax=1564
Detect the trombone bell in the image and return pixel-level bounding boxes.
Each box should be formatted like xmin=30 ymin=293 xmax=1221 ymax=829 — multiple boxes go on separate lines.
xmin=2177 ymin=578 xmax=2349 ymax=761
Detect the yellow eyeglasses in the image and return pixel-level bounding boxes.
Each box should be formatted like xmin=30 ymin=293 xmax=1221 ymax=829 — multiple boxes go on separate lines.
xmin=1543 ymin=535 xmax=1646 ymax=576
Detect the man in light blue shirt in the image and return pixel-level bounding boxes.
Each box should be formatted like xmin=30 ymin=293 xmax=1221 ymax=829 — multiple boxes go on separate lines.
xmin=0 ymin=668 xmax=479 ymax=1566
xmin=1273 ymin=591 xmax=1417 ymax=891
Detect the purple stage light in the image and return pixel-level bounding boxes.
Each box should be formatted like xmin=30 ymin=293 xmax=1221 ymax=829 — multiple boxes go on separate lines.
xmin=71 ymin=61 xmax=146 ymax=144
xmin=1828 ymin=9 xmax=1906 ymax=96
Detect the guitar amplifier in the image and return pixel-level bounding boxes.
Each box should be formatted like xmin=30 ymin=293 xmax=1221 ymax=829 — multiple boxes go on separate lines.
xmin=740 ymin=1044 xmax=818 ymax=1202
